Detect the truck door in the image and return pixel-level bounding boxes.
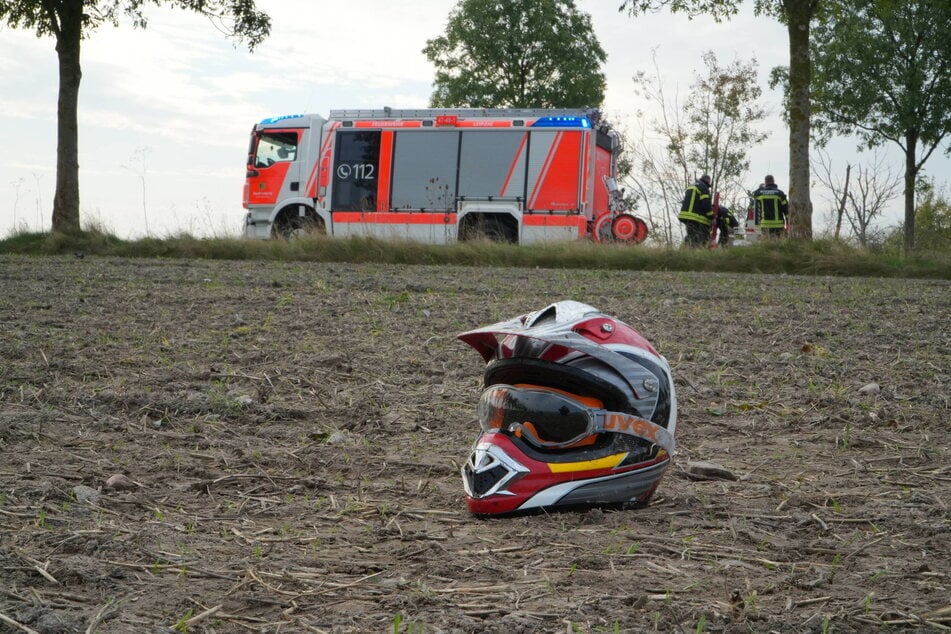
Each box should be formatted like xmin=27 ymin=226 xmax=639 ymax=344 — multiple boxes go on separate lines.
xmin=246 ymin=129 xmax=301 ymax=208
xmin=331 ymin=131 xmax=381 ymax=212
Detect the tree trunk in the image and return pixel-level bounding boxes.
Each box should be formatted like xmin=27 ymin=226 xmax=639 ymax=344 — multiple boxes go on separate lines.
xmin=51 ymin=3 xmax=83 ymax=234
xmin=784 ymin=0 xmax=816 ymax=240
xmin=835 ymin=163 xmax=850 ymax=240
xmin=903 ymin=132 xmax=917 ymax=252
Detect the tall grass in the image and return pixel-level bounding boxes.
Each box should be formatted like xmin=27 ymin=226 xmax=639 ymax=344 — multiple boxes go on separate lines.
xmin=1 ymin=227 xmax=948 ymax=279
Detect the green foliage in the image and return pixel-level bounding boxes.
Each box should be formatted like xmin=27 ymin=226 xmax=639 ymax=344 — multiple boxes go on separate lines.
xmin=0 ymin=0 xmax=270 ymax=234
xmin=173 ymin=609 xmax=194 ymax=632
xmin=811 ymin=0 xmax=951 ymax=249
xmin=0 ymin=1 xmax=270 ymax=49
xmin=1 ymin=228 xmax=948 ymax=279
xmin=619 ymin=0 xmax=741 ymax=21
xmin=424 ymin=0 xmax=606 ymax=108
xmin=811 ymin=0 xmax=951 ymax=153
xmin=910 ymin=188 xmax=951 ymax=251
xmin=624 ymin=48 xmax=767 ymax=247
xmin=632 ymin=50 xmax=767 ymax=209
xmin=882 ymin=186 xmax=951 ymax=252
xmin=686 ymin=52 xmax=769 ymax=191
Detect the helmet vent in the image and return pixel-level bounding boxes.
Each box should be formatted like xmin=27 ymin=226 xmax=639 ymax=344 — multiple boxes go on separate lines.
xmin=527 ymin=305 xmax=558 ymax=327
xmin=467 ymin=464 xmax=510 ymax=497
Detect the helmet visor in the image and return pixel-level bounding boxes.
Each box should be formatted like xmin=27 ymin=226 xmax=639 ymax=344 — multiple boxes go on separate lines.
xmin=477 ymin=384 xmax=597 ymax=448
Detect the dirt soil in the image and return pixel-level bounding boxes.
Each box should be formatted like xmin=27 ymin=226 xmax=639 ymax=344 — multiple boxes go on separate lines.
xmin=0 ymin=254 xmax=948 ymax=634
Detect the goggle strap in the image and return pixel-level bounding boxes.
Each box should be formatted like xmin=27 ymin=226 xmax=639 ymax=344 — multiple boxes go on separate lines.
xmin=592 ymin=411 xmax=675 ymax=454
xmin=508 ymin=422 xmax=580 ymax=449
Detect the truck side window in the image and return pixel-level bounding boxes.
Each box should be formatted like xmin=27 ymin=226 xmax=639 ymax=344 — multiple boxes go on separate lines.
xmin=332 ymin=131 xmax=381 ymax=211
xmin=254 ymin=131 xmax=298 ymax=168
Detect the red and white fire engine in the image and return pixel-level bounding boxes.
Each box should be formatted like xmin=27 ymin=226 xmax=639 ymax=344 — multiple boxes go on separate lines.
xmin=242 ymin=108 xmax=647 ymax=244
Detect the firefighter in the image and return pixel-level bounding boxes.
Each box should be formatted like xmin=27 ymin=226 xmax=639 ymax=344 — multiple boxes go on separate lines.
xmin=678 ymin=174 xmax=714 ymax=247
xmin=716 ymin=205 xmax=739 ymax=247
xmin=753 ymin=175 xmax=789 ymax=238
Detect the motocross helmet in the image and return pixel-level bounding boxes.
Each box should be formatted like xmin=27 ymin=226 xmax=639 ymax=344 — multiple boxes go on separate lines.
xmin=458 ymin=301 xmax=677 ymax=516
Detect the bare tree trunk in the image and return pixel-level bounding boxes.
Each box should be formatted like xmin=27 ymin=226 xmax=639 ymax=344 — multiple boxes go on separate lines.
xmin=51 ymin=3 xmax=83 ymax=234
xmin=784 ymin=0 xmax=816 ymax=240
xmin=903 ymin=133 xmax=917 ymax=251
xmin=835 ymin=164 xmax=850 ymax=240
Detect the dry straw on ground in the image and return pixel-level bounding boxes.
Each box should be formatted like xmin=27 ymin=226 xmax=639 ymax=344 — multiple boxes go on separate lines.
xmin=0 ymin=255 xmax=947 ymax=633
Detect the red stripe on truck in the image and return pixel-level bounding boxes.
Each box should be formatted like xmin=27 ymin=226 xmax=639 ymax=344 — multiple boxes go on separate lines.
xmin=333 ymin=212 xmax=457 ymax=225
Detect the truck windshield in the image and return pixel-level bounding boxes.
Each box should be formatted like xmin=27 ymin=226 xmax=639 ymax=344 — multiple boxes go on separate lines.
xmin=253 ymin=131 xmax=298 ymax=168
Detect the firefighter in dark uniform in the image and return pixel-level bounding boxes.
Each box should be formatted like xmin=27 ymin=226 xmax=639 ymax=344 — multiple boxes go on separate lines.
xmin=716 ymin=205 xmax=739 ymax=246
xmin=678 ymin=174 xmax=714 ymax=247
xmin=753 ymin=174 xmax=789 ymax=238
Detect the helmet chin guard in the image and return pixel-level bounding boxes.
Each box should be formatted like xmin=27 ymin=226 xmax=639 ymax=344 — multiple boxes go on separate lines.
xmin=458 ymin=301 xmax=677 ymax=516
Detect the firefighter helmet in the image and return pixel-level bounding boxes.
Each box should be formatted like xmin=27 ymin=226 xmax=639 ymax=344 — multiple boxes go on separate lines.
xmin=458 ymin=301 xmax=677 ymax=516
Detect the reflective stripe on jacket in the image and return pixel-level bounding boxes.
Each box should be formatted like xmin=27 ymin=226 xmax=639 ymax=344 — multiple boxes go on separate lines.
xmin=678 ymin=181 xmax=713 ymax=226
xmin=754 ymin=185 xmax=788 ymax=229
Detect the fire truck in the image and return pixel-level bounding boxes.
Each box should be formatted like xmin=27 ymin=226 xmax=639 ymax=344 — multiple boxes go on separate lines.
xmin=242 ymin=108 xmax=647 ymax=245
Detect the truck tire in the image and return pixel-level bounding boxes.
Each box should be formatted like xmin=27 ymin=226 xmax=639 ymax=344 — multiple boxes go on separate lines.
xmin=272 ymin=206 xmax=325 ymax=239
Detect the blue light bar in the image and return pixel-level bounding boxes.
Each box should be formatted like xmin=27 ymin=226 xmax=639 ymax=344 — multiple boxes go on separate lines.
xmin=530 ymin=116 xmax=591 ymax=128
xmin=260 ymin=114 xmax=304 ymax=125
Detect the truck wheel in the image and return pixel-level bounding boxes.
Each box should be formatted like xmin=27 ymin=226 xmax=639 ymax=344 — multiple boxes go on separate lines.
xmin=272 ymin=207 xmax=324 ymax=239
xmin=592 ymin=213 xmax=613 ymax=244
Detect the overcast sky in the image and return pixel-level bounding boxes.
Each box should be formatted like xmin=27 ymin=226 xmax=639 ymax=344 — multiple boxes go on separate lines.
xmin=0 ymin=1 xmax=944 ymax=238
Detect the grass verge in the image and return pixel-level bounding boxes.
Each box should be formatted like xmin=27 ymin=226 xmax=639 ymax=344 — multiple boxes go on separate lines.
xmin=1 ymin=229 xmax=948 ymax=279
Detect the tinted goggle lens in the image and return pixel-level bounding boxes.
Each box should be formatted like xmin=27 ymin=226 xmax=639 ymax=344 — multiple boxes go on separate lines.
xmin=477 ymin=384 xmax=595 ymax=446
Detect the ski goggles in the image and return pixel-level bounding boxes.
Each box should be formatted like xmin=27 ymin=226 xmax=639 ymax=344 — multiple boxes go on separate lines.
xmin=477 ymin=384 xmax=674 ymax=452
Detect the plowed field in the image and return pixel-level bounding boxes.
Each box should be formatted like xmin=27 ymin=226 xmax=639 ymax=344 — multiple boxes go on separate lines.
xmin=1 ymin=255 xmax=947 ymax=633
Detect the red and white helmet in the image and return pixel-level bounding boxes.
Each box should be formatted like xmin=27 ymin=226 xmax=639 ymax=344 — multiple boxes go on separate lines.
xmin=458 ymin=301 xmax=677 ymax=516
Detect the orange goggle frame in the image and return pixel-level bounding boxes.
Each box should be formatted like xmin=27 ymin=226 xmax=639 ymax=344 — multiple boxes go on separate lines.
xmin=477 ymin=384 xmax=674 ymax=453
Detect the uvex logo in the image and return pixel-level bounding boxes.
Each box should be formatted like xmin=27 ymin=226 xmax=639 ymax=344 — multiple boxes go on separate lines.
xmin=603 ymin=413 xmax=658 ymax=442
